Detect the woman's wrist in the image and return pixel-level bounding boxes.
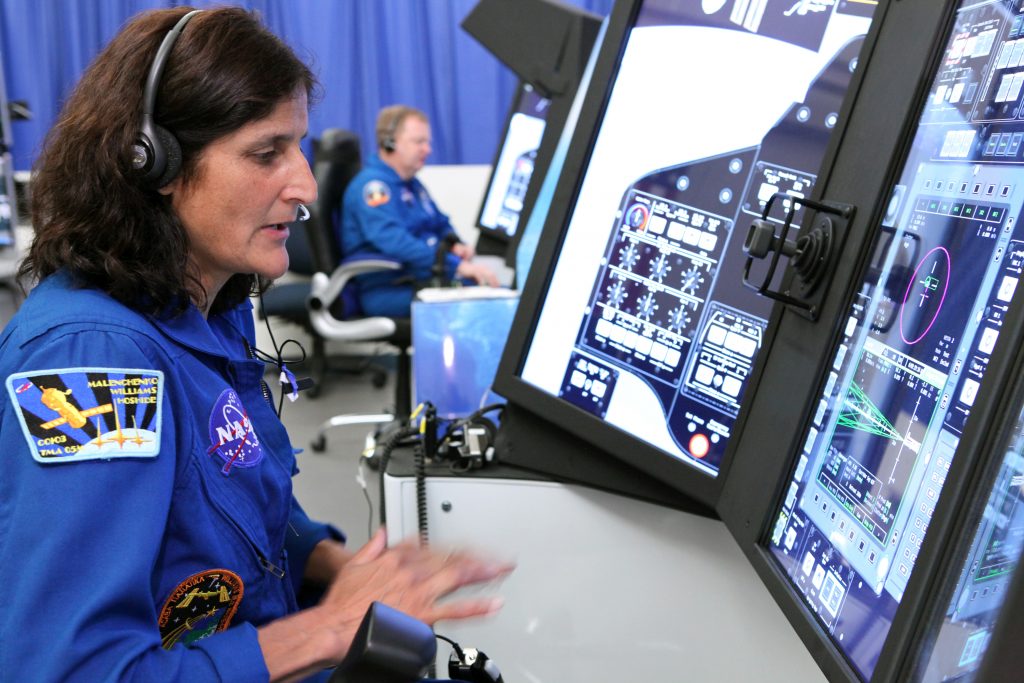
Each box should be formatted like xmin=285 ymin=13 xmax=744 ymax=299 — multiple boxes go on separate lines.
xmin=304 ymin=538 xmax=352 ymax=585
xmin=258 ymin=604 xmax=359 ymax=682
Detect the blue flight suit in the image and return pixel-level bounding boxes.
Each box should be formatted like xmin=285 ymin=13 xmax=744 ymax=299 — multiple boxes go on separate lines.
xmin=340 ymin=155 xmax=461 ymax=317
xmin=0 ymin=271 xmax=342 ymax=682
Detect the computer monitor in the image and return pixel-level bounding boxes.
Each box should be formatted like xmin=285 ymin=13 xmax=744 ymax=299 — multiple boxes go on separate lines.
xmin=0 ymin=47 xmax=17 ymax=251
xmin=493 ymin=0 xmax=877 ymax=506
xmin=910 ymin=395 xmax=1024 ymax=682
xmin=474 ymin=82 xmax=551 ymax=255
xmin=723 ymin=0 xmax=1024 ymax=680
xmin=462 ymin=0 xmax=602 ymax=266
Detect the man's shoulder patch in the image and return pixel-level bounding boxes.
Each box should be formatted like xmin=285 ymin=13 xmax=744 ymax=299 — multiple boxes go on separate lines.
xmin=363 ymin=179 xmax=391 ymax=207
xmin=6 ymin=367 xmax=164 ymax=464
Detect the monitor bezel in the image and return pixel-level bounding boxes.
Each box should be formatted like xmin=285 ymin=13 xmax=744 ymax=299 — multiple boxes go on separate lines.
xmin=0 ymin=35 xmax=18 ymax=254
xmin=473 ymin=79 xmax=547 ymax=255
xmin=493 ymin=0 xmax=878 ymax=509
xmin=716 ymin=1 xmax=1024 ymax=681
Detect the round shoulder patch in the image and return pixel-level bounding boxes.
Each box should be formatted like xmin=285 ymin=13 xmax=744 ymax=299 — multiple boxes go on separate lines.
xmin=159 ymin=569 xmax=244 ymax=649
xmin=363 ymin=180 xmax=391 ymax=207
xmin=207 ymin=389 xmax=263 ymax=474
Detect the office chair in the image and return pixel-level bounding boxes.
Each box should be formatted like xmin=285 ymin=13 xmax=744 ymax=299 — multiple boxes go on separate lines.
xmin=298 ymin=128 xmax=413 ymax=451
xmin=259 ymin=129 xmax=394 ymax=398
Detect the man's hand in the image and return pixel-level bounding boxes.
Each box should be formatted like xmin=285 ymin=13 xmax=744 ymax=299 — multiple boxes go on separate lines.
xmin=455 ymin=260 xmax=500 ymax=287
xmin=450 ymin=242 xmax=475 ymax=260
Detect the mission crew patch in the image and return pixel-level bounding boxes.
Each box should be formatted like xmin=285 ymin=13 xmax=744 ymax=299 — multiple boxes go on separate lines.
xmin=6 ymin=367 xmax=164 ymax=463
xmin=159 ymin=569 xmax=244 ymax=649
xmin=363 ymin=179 xmax=391 ymax=207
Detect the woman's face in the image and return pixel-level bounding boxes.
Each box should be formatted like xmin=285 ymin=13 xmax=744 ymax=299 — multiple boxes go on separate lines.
xmin=164 ymin=90 xmax=316 ymax=305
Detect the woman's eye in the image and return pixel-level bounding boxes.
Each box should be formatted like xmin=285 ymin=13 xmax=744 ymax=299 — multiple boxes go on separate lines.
xmin=254 ymin=150 xmax=278 ymax=164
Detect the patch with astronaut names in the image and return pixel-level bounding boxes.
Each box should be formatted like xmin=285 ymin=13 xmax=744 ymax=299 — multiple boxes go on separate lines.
xmin=6 ymin=367 xmax=163 ymax=464
xmin=363 ymin=180 xmax=391 ymax=207
xmin=207 ymin=389 xmax=263 ymax=474
xmin=159 ymin=569 xmax=244 ymax=650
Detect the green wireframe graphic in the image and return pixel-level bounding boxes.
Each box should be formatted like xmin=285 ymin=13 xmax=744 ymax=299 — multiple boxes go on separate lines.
xmin=837 ymin=382 xmax=902 ymax=440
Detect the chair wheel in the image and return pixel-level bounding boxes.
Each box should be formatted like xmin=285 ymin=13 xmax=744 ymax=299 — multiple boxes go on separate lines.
xmin=364 ymin=454 xmax=380 ymax=471
xmin=311 ymin=435 xmax=326 ymax=453
xmin=371 ymin=371 xmax=387 ymax=388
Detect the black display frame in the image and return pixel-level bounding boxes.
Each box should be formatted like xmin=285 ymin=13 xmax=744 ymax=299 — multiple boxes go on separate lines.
xmin=0 ymin=33 xmax=18 ymax=255
xmin=492 ymin=0 xmax=888 ymax=510
xmin=717 ymin=1 xmax=1024 ymax=681
xmin=462 ymin=0 xmax=602 ymax=266
xmin=473 ymin=80 xmax=548 ymax=257
xmin=897 ymin=310 xmax=1024 ymax=681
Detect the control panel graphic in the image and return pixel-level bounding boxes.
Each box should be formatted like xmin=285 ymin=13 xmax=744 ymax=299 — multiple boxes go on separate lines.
xmin=768 ymin=2 xmax=1024 ymax=679
xmin=560 ymin=34 xmax=867 ymax=475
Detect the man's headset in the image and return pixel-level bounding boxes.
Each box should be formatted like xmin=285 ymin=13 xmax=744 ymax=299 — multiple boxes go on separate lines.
xmin=130 ymin=9 xmax=203 ymax=188
xmin=380 ymin=110 xmax=402 ymax=153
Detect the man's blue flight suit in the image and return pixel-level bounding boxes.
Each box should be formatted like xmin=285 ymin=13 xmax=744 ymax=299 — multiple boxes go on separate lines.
xmin=340 ymin=155 xmax=461 ymax=317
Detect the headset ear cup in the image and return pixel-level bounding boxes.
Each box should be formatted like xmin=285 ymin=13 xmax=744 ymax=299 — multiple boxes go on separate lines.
xmin=153 ymin=124 xmax=182 ymax=188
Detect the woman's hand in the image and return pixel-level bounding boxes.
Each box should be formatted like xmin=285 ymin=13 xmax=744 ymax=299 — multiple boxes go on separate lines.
xmin=321 ymin=529 xmax=513 ymax=628
xmin=258 ymin=529 xmax=513 ymax=682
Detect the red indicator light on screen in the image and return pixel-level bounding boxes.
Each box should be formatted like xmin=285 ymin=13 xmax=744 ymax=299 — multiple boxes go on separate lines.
xmin=689 ymin=434 xmax=710 ymax=459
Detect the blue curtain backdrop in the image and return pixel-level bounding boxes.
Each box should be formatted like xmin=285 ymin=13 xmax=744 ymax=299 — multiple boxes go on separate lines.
xmin=0 ymin=0 xmax=613 ymax=171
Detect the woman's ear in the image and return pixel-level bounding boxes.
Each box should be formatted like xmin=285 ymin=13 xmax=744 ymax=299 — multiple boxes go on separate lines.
xmin=157 ymin=177 xmax=179 ymax=196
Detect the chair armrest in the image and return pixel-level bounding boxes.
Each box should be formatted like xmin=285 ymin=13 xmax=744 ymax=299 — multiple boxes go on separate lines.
xmin=307 ymin=256 xmax=402 ymax=342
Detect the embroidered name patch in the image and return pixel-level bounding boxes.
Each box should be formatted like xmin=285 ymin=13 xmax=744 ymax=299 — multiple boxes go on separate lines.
xmin=159 ymin=569 xmax=244 ymax=649
xmin=6 ymin=367 xmax=164 ymax=464
xmin=207 ymin=389 xmax=264 ymax=473
xmin=363 ymin=179 xmax=391 ymax=207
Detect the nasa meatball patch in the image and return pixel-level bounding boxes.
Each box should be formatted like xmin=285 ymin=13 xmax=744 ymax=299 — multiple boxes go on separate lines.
xmin=207 ymin=388 xmax=264 ymax=474
xmin=6 ymin=367 xmax=164 ymax=464
xmin=159 ymin=569 xmax=244 ymax=649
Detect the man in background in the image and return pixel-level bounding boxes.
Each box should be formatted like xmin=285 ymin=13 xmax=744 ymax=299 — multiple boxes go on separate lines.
xmin=341 ymin=105 xmax=498 ymax=317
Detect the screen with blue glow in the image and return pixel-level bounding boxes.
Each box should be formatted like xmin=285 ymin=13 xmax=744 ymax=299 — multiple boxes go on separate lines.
xmin=0 ymin=156 xmax=13 ymax=248
xmin=478 ymin=84 xmax=550 ymax=238
xmin=517 ymin=0 xmax=875 ymax=477
xmin=915 ymin=401 xmax=1024 ymax=682
xmin=767 ymin=1 xmax=1024 ymax=678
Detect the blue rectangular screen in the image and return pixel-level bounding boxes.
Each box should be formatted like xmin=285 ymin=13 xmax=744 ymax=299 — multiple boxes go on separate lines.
xmin=916 ymin=405 xmax=1024 ymax=682
xmin=478 ymin=84 xmax=550 ymax=238
xmin=767 ymin=1 xmax=1024 ymax=678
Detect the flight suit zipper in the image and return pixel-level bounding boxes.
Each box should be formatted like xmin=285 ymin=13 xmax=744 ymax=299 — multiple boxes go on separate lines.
xmin=195 ymin=463 xmax=288 ymax=580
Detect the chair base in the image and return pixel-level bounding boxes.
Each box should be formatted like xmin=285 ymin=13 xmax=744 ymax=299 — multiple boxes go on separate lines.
xmin=310 ymin=413 xmax=395 ymax=453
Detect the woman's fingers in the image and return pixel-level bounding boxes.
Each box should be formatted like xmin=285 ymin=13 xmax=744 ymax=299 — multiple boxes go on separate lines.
xmin=425 ymin=596 xmax=506 ymax=624
xmin=347 ymin=528 xmax=388 ymax=565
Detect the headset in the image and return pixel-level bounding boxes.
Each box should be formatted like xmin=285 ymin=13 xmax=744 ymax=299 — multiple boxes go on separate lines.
xmin=131 ymin=9 xmax=203 ymax=188
xmin=380 ymin=111 xmax=400 ymax=153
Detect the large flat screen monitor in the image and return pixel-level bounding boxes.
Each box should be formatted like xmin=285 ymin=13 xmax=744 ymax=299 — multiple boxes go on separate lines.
xmin=763 ymin=0 xmax=1024 ymax=678
xmin=912 ymin=395 xmax=1024 ymax=682
xmin=495 ymin=0 xmax=876 ymax=503
xmin=476 ymin=82 xmax=551 ymax=246
xmin=0 ymin=49 xmax=15 ymax=250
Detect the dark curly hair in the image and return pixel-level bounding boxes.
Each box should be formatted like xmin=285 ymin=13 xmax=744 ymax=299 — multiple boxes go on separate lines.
xmin=19 ymin=6 xmax=318 ymax=316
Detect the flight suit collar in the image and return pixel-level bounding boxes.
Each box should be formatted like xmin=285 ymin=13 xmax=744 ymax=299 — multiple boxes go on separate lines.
xmin=149 ymin=299 xmax=253 ymax=363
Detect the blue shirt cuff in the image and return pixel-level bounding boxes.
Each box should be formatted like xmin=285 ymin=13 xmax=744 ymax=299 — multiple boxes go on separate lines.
xmin=193 ymin=622 xmax=270 ymax=682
